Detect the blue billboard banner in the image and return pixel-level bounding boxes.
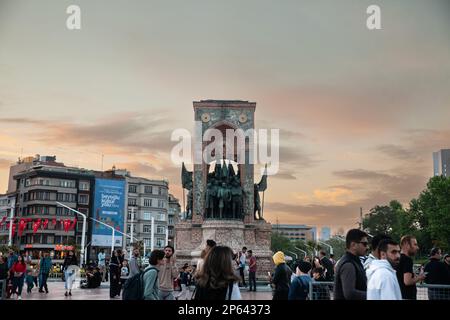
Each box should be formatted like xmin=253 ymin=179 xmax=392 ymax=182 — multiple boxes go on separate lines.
xmin=92 ymin=178 xmax=125 ymax=247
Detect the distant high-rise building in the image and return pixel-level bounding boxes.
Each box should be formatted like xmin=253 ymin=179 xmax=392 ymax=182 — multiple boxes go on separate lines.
xmin=320 ymin=227 xmax=331 ymax=241
xmin=433 ymin=149 xmax=450 ymax=177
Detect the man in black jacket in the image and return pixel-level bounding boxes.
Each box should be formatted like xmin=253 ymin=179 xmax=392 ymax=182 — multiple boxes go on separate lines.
xmin=334 ymin=229 xmax=368 ymax=300
xmin=424 ymin=248 xmax=450 ymax=300
xmin=319 ymin=251 xmax=334 ymax=281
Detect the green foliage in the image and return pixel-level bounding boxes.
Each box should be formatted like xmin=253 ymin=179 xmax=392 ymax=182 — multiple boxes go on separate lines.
xmin=323 ymin=238 xmax=346 ymax=259
xmin=362 ymin=176 xmax=450 ymax=254
xmin=409 ymin=176 xmax=450 ymax=251
xmin=271 ymin=232 xmax=294 ymax=253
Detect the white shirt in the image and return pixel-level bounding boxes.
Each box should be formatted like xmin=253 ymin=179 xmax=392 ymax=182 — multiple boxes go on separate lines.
xmin=98 ymin=252 xmax=106 ymax=266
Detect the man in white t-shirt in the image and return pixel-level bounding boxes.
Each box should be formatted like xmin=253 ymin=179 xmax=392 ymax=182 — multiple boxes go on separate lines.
xmin=97 ymin=249 xmax=106 ymax=282
xmin=238 ymin=247 xmax=247 ymax=287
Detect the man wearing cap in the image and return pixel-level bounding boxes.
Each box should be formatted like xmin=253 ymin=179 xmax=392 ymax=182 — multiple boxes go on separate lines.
xmin=288 ymin=261 xmax=312 ymax=300
xmin=424 ymin=247 xmax=450 ymax=300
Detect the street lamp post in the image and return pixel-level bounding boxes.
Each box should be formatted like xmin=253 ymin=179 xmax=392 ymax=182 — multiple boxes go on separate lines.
xmin=286 ymin=250 xmax=298 ymax=260
xmin=151 ymin=217 xmax=155 ymax=251
xmin=129 ymin=207 xmax=135 ymax=260
xmin=294 ymin=246 xmax=307 ymax=259
xmin=318 ymin=240 xmax=334 ymax=255
xmin=8 ymin=198 xmax=16 ymax=247
xmin=299 ymin=239 xmax=316 ymax=256
xmin=56 ymin=202 xmax=87 ymax=268
xmin=87 ymin=214 xmax=116 ymax=258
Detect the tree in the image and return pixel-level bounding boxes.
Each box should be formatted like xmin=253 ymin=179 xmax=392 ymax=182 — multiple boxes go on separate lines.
xmin=271 ymin=232 xmax=294 ymax=253
xmin=324 ymin=238 xmax=346 ymax=260
xmin=409 ymin=176 xmax=450 ymax=251
xmin=362 ymin=200 xmax=415 ymax=242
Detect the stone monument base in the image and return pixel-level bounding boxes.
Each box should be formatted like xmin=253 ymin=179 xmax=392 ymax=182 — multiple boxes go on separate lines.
xmin=175 ymin=219 xmax=273 ymax=281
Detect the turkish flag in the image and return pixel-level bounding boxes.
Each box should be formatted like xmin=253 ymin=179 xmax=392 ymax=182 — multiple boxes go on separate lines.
xmin=52 ymin=218 xmax=57 ymax=225
xmin=43 ymin=219 xmax=49 ymax=229
xmin=12 ymin=223 xmax=16 ymax=238
xmin=18 ymin=219 xmax=26 ymax=237
xmin=33 ymin=219 xmax=41 ymax=234
xmin=70 ymin=218 xmax=77 ymax=230
xmin=63 ymin=219 xmax=70 ymax=232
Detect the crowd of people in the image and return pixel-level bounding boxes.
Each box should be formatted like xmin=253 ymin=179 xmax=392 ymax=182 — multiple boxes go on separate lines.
xmin=0 ymin=248 xmax=61 ymax=299
xmin=1 ymin=232 xmax=448 ymax=301
xmin=271 ymin=229 xmax=450 ymax=300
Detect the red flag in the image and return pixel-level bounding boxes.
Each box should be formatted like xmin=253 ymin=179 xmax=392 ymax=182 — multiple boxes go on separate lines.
xmin=70 ymin=218 xmax=77 ymax=230
xmin=18 ymin=218 xmax=26 ymax=237
xmin=33 ymin=219 xmax=41 ymax=234
xmin=63 ymin=219 xmax=70 ymax=232
xmin=0 ymin=216 xmax=6 ymax=226
xmin=43 ymin=219 xmax=49 ymax=229
xmin=52 ymin=218 xmax=57 ymax=225
xmin=26 ymin=218 xmax=32 ymax=222
xmin=12 ymin=223 xmax=16 ymax=238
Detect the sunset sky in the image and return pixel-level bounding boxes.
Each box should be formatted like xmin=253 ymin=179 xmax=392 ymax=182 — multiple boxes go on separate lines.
xmin=0 ymin=0 xmax=449 ymax=234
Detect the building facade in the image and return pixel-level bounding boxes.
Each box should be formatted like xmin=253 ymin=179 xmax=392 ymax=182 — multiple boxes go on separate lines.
xmin=273 ymin=224 xmax=315 ymax=242
xmin=123 ymin=174 xmax=169 ymax=254
xmin=168 ymin=194 xmax=181 ymax=247
xmin=0 ymin=194 xmax=12 ymax=245
xmin=433 ymin=149 xmax=450 ymax=177
xmin=12 ymin=160 xmax=95 ymax=260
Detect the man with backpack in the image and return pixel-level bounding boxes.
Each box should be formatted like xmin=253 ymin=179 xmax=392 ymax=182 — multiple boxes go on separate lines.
xmin=122 ymin=249 xmax=165 ymax=300
xmin=288 ymin=261 xmax=312 ymax=300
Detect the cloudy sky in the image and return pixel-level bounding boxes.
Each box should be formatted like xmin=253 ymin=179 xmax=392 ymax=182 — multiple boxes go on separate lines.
xmin=0 ymin=0 xmax=449 ymax=234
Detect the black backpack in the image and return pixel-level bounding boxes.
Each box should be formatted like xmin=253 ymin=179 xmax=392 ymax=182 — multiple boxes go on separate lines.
xmin=122 ymin=267 xmax=156 ymax=300
xmin=193 ymin=281 xmax=234 ymax=300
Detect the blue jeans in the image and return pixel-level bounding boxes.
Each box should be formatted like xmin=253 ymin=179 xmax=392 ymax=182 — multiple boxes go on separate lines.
xmin=39 ymin=273 xmax=49 ymax=292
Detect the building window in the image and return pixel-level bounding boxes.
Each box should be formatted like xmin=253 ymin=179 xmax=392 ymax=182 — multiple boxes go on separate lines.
xmin=143 ymin=199 xmax=152 ymax=207
xmin=144 ymin=238 xmax=151 ymax=246
xmin=79 ymin=181 xmax=90 ymax=191
xmin=157 ymin=226 xmax=165 ymax=234
xmin=128 ymin=198 xmax=137 ymax=206
xmin=78 ymin=194 xmax=89 ymax=205
xmin=143 ymin=212 xmax=151 ymax=220
xmin=168 ymin=217 xmax=174 ymax=225
xmin=128 ymin=185 xmax=137 ymax=193
xmin=143 ymin=225 xmax=152 ymax=233
xmin=60 ymin=180 xmax=76 ymax=188
xmin=144 ymin=186 xmax=152 ymax=194
xmin=158 ymin=200 xmax=165 ymax=208
xmin=156 ymin=238 xmax=165 ymax=248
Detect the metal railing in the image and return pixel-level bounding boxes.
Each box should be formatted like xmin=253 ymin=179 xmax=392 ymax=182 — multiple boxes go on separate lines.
xmin=309 ymin=281 xmax=334 ymax=300
xmin=308 ymin=281 xmax=450 ymax=300
xmin=417 ymin=284 xmax=450 ymax=300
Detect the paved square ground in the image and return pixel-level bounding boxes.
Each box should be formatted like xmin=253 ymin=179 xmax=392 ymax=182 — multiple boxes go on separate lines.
xmin=7 ymin=281 xmax=273 ymax=300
